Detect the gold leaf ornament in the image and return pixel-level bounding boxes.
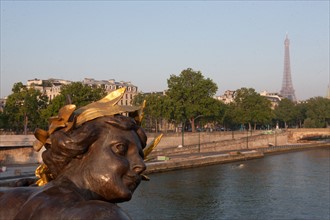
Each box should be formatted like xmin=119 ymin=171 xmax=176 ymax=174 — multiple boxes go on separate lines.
xmin=48 ymin=104 xmax=77 ymax=134
xmin=143 ymin=133 xmax=163 ymax=159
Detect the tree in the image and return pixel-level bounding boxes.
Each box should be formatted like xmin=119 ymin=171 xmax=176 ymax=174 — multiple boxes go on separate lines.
xmin=41 ymin=82 xmax=107 ymax=124
xmin=232 ymin=88 xmax=273 ymax=130
xmin=132 ymin=93 xmax=146 ymax=106
xmin=304 ymin=97 xmax=330 ymax=128
xmin=274 ymin=98 xmax=297 ymax=128
xmin=0 ymin=111 xmax=9 ymax=131
xmin=133 ymin=93 xmax=174 ymax=132
xmin=294 ymin=102 xmax=307 ymax=128
xmin=2 ymin=82 xmax=48 ymax=133
xmin=145 ymin=94 xmax=164 ymax=133
xmin=60 ymin=82 xmax=106 ymax=108
xmin=205 ymin=99 xmax=226 ymax=124
xmin=166 ymin=68 xmax=218 ymax=132
xmin=222 ymin=103 xmax=239 ymax=130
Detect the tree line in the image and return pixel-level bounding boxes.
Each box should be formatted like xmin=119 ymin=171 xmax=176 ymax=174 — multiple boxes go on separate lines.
xmin=1 ymin=68 xmax=329 ymax=134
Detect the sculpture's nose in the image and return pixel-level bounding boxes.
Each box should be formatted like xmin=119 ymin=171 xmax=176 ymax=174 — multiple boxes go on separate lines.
xmin=131 ymin=157 xmax=146 ymax=174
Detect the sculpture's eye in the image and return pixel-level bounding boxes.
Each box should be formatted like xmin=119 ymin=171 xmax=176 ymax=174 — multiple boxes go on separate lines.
xmin=112 ymin=143 xmax=128 ymax=156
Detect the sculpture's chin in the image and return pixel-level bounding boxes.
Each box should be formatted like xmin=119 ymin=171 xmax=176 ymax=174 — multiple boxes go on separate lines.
xmin=109 ymin=192 xmax=133 ymax=203
xmin=102 ymin=184 xmax=135 ymax=203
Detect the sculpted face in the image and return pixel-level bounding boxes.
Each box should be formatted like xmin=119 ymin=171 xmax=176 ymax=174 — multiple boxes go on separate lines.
xmin=77 ymin=123 xmax=146 ymax=203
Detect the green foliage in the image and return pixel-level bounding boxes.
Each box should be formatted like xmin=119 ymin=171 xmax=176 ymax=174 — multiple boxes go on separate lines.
xmin=60 ymin=82 xmax=107 ymax=108
xmin=205 ymin=99 xmax=226 ymax=124
xmin=303 ymin=118 xmax=318 ymax=128
xmin=2 ymin=82 xmax=48 ymax=133
xmin=132 ymin=93 xmax=146 ymax=106
xmin=166 ymin=68 xmax=218 ymax=132
xmin=222 ymin=103 xmax=237 ymax=129
xmin=274 ymin=98 xmax=297 ymax=128
xmin=0 ymin=112 xmax=9 ymax=130
xmin=1 ymin=81 xmax=107 ymax=133
xmin=231 ymin=88 xmax=273 ymax=130
xmin=294 ymin=102 xmax=307 ymax=128
xmin=41 ymin=82 xmax=107 ymax=126
xmin=40 ymin=95 xmax=66 ymax=128
xmin=133 ymin=93 xmax=174 ymax=132
xmin=303 ymin=97 xmax=330 ymax=128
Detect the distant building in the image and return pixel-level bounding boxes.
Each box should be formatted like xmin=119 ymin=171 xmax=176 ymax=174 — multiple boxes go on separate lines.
xmin=259 ymin=91 xmax=282 ymax=109
xmin=27 ymin=78 xmax=72 ymax=101
xmin=216 ymin=90 xmax=282 ymax=109
xmin=142 ymin=91 xmax=167 ymax=96
xmin=216 ymin=90 xmax=236 ymax=104
xmin=26 ymin=78 xmax=138 ymax=106
xmin=82 ymin=78 xmax=138 ymax=106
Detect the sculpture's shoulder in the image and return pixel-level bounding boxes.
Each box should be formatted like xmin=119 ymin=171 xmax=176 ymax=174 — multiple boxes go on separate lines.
xmin=65 ymin=200 xmax=132 ymax=220
xmin=1 ymin=185 xmax=131 ymax=220
xmin=0 ymin=186 xmax=38 ymax=205
xmin=0 ymin=186 xmax=38 ymax=220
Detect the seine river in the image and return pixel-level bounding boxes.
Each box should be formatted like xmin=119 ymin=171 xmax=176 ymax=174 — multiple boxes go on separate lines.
xmin=120 ymin=148 xmax=330 ymax=220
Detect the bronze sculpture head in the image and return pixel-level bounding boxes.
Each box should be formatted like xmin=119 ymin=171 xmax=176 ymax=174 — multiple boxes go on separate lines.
xmin=0 ymin=88 xmax=157 ymax=219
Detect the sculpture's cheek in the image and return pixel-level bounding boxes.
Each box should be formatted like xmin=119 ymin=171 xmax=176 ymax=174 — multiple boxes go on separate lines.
xmin=100 ymin=175 xmax=111 ymax=182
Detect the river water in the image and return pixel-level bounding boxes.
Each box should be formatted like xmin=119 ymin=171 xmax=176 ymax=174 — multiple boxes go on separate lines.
xmin=120 ymin=148 xmax=330 ymax=220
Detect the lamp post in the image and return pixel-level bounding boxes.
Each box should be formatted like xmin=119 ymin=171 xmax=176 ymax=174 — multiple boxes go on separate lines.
xmin=17 ymin=100 xmax=28 ymax=135
xmin=194 ymin=115 xmax=203 ymax=153
xmin=275 ymin=129 xmax=277 ymax=147
xmin=24 ymin=113 xmax=28 ymax=135
xmin=181 ymin=121 xmax=185 ymax=147
xmin=246 ymin=128 xmax=249 ymax=149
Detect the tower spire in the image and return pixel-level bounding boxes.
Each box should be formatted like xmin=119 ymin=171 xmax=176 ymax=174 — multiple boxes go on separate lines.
xmin=327 ymin=75 xmax=330 ymax=99
xmin=280 ymin=34 xmax=297 ymax=102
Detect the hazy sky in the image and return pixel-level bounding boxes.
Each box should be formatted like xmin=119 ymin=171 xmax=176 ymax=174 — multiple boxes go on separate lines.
xmin=1 ymin=1 xmax=329 ymax=100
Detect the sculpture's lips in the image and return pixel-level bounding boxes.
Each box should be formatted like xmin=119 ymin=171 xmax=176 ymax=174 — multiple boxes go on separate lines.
xmin=124 ymin=174 xmax=141 ymax=192
xmin=141 ymin=174 xmax=150 ymax=181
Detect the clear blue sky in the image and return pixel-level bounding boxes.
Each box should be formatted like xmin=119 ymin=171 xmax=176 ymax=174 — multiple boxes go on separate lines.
xmin=1 ymin=1 xmax=329 ymax=101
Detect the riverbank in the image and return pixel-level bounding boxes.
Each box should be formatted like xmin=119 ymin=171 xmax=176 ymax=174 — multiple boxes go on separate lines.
xmin=144 ymin=142 xmax=330 ymax=174
xmin=1 ymin=142 xmax=328 ymax=186
xmin=145 ymin=150 xmax=264 ymax=174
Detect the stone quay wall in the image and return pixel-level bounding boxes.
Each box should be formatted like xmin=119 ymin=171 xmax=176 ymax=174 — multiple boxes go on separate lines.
xmin=0 ymin=131 xmax=287 ymax=165
xmin=148 ymin=131 xmax=288 ymax=157
xmin=0 ymin=147 xmax=39 ymax=165
xmin=1 ymin=129 xmax=326 ymax=165
xmin=0 ymin=135 xmax=41 ymax=165
xmin=145 ymin=150 xmax=264 ymax=174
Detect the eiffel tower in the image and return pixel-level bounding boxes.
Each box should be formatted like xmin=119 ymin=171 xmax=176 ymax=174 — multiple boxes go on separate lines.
xmin=280 ymin=34 xmax=297 ymax=102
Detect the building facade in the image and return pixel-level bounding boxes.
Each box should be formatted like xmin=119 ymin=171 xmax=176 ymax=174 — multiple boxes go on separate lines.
xmin=27 ymin=78 xmax=72 ymax=101
xmin=82 ymin=78 xmax=138 ymax=106
xmin=26 ymin=78 xmax=138 ymax=106
xmin=217 ymin=90 xmax=282 ymax=109
xmin=259 ymin=91 xmax=282 ymax=109
xmin=216 ymin=90 xmax=236 ymax=104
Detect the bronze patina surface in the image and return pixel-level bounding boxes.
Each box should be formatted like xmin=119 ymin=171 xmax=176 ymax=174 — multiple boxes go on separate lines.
xmin=0 ymin=88 xmax=160 ymax=220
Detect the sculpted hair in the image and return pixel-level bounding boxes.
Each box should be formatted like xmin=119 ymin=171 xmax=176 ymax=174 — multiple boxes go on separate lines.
xmin=42 ymin=115 xmax=147 ymax=179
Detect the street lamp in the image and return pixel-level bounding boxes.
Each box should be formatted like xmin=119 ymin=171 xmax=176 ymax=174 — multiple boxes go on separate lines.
xmin=181 ymin=121 xmax=185 ymax=147
xmin=246 ymin=128 xmax=249 ymax=149
xmin=194 ymin=115 xmax=203 ymax=153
